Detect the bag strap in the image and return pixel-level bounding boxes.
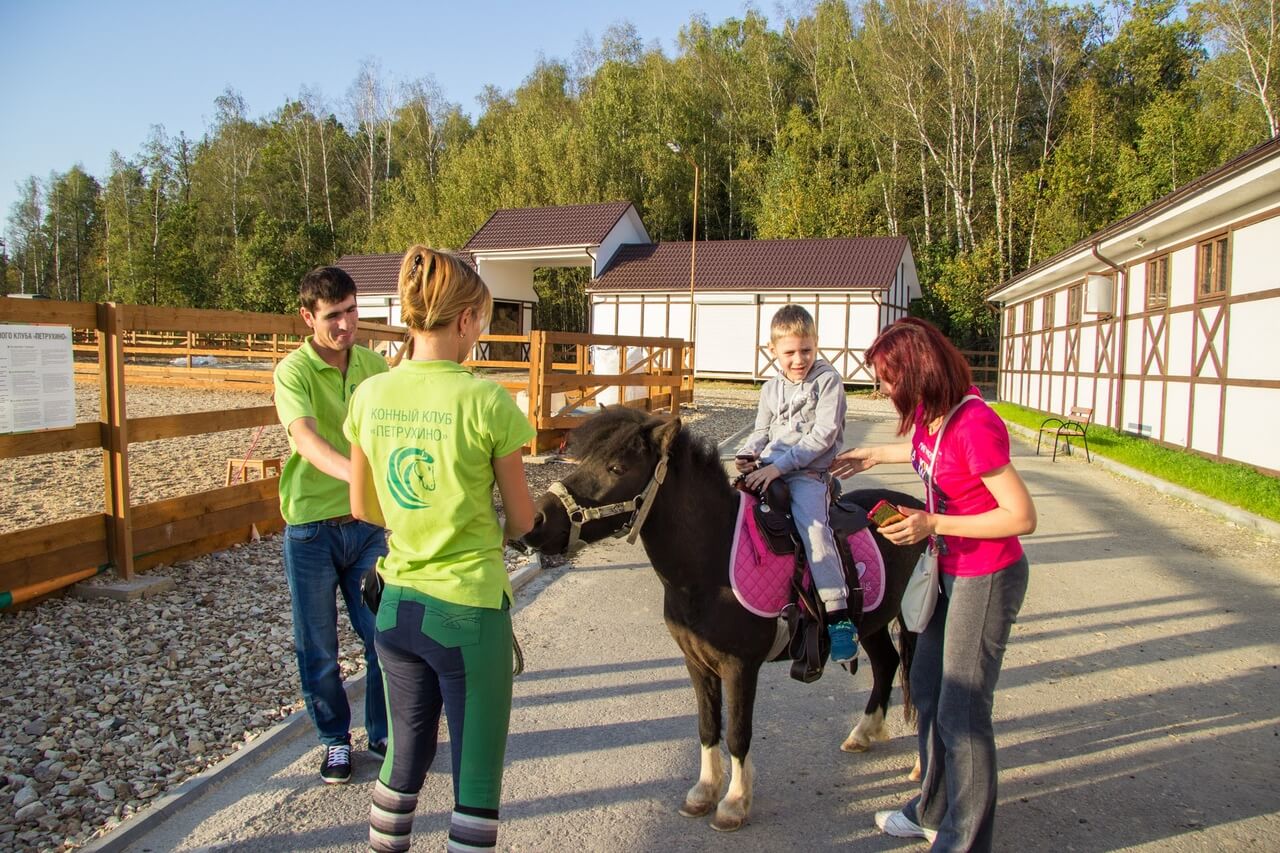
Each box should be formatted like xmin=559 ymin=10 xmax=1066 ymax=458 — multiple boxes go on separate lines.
xmin=923 ymin=394 xmax=982 ymax=544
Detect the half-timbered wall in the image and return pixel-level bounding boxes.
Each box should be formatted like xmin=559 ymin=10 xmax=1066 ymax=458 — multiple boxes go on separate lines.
xmin=999 ymin=206 xmax=1280 ymax=474
xmin=590 ymin=285 xmax=910 ymax=384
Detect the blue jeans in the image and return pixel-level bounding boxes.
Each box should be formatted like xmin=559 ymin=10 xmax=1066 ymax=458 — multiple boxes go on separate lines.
xmin=283 ymin=518 xmax=389 ymax=747
xmin=784 ymin=470 xmax=847 ymax=611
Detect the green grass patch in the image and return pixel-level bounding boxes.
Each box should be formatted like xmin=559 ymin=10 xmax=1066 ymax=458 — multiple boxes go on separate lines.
xmin=991 ymin=402 xmax=1280 ymax=523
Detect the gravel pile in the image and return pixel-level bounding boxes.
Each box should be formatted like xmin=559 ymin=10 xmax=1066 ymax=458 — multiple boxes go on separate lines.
xmin=0 ymin=386 xmax=762 ymax=851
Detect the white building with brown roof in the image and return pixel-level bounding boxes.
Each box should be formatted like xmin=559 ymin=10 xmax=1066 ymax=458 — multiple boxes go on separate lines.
xmin=338 ymin=200 xmax=919 ymax=384
xmin=988 ymin=136 xmax=1280 ymax=474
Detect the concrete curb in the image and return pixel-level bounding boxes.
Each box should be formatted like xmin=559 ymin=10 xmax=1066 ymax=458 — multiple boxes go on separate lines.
xmin=81 ymin=671 xmax=367 ymax=853
xmin=718 ymin=422 xmax=756 ymax=459
xmin=1006 ymin=421 xmax=1280 ymax=540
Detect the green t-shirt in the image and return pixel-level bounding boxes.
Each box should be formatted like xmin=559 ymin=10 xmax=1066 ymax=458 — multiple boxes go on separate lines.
xmin=274 ymin=340 xmax=388 ymax=525
xmin=343 ymin=359 xmax=536 ymax=609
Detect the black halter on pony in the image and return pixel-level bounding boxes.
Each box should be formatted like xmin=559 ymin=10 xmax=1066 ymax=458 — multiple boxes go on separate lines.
xmin=545 ymin=450 xmax=671 ymax=553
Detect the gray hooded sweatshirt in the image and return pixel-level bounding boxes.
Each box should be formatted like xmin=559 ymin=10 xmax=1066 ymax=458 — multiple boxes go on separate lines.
xmin=738 ymin=359 xmax=847 ymax=475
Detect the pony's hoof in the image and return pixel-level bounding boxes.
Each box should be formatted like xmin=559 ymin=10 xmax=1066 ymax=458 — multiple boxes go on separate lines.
xmin=840 ymin=736 xmax=870 ymax=753
xmin=711 ymin=811 xmax=747 ymax=832
xmin=908 ymin=757 xmax=923 ymax=782
xmin=679 ymin=800 xmax=715 ymax=818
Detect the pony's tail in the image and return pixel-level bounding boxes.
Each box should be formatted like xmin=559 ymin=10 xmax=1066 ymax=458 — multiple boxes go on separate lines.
xmin=896 ymin=614 xmax=918 ymax=726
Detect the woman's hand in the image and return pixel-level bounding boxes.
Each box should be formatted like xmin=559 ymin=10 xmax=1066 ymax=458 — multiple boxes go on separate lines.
xmin=831 ymin=441 xmax=913 ymax=479
xmin=830 ymin=447 xmax=876 ymax=478
xmin=877 ymin=506 xmax=936 ymax=546
xmin=743 ymin=463 xmax=782 ymax=493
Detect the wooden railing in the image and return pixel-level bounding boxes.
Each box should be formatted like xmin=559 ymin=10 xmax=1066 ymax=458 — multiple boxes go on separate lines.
xmin=0 ymin=300 xmax=691 ymax=607
xmin=0 ymin=300 xmax=402 ymax=609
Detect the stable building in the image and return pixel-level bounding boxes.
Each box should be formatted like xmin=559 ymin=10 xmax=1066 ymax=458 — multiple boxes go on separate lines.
xmin=590 ymin=236 xmax=917 ymax=382
xmin=338 ymin=200 xmax=920 ymax=384
xmin=988 ymin=136 xmax=1280 ymax=474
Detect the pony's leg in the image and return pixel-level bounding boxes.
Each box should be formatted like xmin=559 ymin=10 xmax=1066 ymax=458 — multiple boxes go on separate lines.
xmin=679 ymin=662 xmax=724 ymax=818
xmin=712 ymin=661 xmax=759 ymax=832
xmin=841 ymin=627 xmax=897 ymax=753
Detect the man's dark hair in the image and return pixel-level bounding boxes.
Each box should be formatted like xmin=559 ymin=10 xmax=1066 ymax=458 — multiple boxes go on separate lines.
xmin=299 ymin=266 xmax=357 ymax=312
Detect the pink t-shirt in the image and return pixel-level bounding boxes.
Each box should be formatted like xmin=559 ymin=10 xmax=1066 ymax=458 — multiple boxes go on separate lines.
xmin=911 ymin=389 xmax=1024 ymax=576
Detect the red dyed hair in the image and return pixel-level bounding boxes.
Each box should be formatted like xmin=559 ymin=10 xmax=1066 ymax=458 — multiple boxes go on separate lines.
xmin=865 ymin=317 xmax=972 ymax=435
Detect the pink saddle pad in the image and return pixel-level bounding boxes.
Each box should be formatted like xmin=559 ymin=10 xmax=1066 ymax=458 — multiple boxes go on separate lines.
xmin=729 ymin=492 xmax=885 ymax=618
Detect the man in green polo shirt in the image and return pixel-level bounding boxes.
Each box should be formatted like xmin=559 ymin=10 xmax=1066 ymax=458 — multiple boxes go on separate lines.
xmin=274 ymin=266 xmax=389 ymax=785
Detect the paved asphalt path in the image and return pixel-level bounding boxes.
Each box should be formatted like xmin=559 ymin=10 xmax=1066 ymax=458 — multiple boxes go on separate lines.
xmin=115 ymin=413 xmax=1280 ymax=852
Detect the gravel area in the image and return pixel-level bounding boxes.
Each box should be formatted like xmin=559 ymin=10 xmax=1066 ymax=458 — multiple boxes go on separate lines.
xmin=0 ymin=383 xmax=763 ymax=852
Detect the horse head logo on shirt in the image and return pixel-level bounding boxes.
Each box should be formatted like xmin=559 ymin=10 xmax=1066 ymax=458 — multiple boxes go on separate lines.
xmin=388 ymin=447 xmax=436 ymax=510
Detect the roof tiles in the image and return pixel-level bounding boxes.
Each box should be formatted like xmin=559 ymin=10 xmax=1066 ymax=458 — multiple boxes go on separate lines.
xmin=592 ymin=236 xmax=909 ymax=292
xmin=463 ymin=201 xmax=635 ymax=251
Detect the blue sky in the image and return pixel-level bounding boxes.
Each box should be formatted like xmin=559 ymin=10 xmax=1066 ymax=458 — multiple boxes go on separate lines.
xmin=0 ymin=0 xmax=758 ymax=233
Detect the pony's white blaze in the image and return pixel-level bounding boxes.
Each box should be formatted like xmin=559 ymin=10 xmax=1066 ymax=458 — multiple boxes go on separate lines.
xmin=680 ymin=745 xmax=724 ymax=817
xmin=841 ymin=707 xmax=889 ymax=752
xmin=712 ymin=754 xmax=753 ymax=832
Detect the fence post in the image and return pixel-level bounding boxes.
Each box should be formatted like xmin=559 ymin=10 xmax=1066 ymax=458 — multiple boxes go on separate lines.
xmin=527 ymin=332 xmax=544 ymax=453
xmin=99 ymin=302 xmax=135 ymax=581
xmin=670 ymin=342 xmax=684 ymax=410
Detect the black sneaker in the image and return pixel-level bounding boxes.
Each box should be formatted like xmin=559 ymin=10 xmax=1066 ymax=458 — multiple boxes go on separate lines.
xmin=320 ymin=742 xmax=352 ymax=784
xmin=368 ymin=739 xmax=387 ymax=760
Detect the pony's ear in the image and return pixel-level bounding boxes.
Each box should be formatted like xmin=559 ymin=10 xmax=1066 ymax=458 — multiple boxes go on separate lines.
xmin=650 ymin=416 xmax=681 ymax=455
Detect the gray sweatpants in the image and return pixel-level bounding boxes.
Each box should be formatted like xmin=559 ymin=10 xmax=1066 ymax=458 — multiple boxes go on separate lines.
xmin=782 ymin=469 xmax=847 ymax=612
xmin=904 ymin=556 xmax=1029 ymax=852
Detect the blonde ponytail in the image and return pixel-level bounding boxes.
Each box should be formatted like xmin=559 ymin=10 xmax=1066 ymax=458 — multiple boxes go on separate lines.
xmin=398 ymin=245 xmax=491 ymax=335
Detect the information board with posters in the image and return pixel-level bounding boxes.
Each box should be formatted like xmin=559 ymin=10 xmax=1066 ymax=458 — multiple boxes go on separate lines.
xmin=0 ymin=324 xmax=76 ymax=434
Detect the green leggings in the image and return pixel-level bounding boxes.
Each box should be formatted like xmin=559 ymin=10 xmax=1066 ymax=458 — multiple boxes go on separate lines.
xmin=368 ymin=584 xmax=512 ymax=852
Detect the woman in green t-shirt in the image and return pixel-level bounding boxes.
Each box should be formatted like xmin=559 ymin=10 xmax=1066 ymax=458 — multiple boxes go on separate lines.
xmin=345 ymin=246 xmax=536 ymax=853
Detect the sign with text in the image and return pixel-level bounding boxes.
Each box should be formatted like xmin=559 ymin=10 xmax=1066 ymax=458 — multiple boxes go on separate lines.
xmin=0 ymin=324 xmax=76 ymax=434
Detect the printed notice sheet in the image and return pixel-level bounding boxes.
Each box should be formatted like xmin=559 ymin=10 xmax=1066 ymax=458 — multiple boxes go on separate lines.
xmin=0 ymin=324 xmax=76 ymax=434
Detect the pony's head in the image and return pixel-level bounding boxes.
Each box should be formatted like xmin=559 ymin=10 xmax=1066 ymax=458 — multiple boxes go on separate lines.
xmin=523 ymin=406 xmax=681 ymax=555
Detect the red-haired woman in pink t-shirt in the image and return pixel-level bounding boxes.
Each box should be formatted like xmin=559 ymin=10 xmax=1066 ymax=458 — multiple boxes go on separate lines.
xmin=831 ymin=317 xmax=1036 ymax=853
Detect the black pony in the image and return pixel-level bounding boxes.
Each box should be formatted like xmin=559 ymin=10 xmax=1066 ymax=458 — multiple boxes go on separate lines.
xmin=523 ymin=407 xmax=926 ymax=831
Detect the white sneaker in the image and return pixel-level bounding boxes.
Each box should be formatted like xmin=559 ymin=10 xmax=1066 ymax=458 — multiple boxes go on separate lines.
xmin=874 ymin=809 xmax=938 ymax=843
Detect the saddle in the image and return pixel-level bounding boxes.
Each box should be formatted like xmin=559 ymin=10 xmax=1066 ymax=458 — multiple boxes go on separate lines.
xmin=735 ymin=475 xmax=873 ymax=683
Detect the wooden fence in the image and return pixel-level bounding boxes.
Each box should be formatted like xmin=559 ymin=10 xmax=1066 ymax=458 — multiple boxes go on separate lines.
xmin=1 ymin=301 xmax=691 ymax=607
xmin=516 ymin=331 xmax=693 ymax=453
xmin=0 ymin=299 xmax=401 ymax=610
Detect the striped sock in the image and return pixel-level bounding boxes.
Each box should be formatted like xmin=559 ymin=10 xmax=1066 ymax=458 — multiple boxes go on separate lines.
xmin=368 ymin=780 xmax=417 ymax=852
xmin=446 ymin=804 xmax=499 ymax=852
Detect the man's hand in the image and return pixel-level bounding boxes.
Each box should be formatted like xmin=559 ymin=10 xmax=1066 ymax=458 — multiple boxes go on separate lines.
xmin=734 ymin=454 xmax=757 ymax=473
xmin=743 ymin=463 xmax=782 ymax=493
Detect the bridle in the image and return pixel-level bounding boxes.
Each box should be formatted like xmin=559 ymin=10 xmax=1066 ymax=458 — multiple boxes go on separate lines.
xmin=546 ymin=450 xmax=671 ymax=553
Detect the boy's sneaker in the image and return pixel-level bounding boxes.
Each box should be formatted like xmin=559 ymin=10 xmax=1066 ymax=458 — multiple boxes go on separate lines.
xmin=368 ymin=739 xmax=387 ymax=760
xmin=828 ymin=620 xmax=858 ymax=663
xmin=874 ymin=809 xmax=937 ymax=843
xmin=320 ymin=742 xmax=352 ymax=784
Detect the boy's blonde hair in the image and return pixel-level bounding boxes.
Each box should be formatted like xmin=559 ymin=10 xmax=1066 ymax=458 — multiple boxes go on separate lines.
xmin=397 ymin=245 xmax=493 ymax=332
xmin=770 ymin=304 xmax=817 ymax=343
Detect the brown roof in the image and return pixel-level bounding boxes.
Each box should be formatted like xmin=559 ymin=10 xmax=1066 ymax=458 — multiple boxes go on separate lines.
xmin=336 ymin=251 xmax=476 ymax=296
xmin=592 ymin=236 xmax=910 ymax=292
xmin=463 ymin=201 xmax=635 ymax=251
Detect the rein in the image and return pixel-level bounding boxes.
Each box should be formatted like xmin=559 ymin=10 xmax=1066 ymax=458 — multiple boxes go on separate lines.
xmin=547 ymin=451 xmax=671 ymax=553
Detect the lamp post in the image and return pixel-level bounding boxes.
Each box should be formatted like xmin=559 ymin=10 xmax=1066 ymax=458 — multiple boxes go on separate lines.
xmin=666 ymin=141 xmax=698 ymax=346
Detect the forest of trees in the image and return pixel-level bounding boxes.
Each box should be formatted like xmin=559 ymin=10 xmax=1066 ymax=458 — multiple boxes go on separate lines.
xmin=4 ymin=0 xmax=1278 ymax=347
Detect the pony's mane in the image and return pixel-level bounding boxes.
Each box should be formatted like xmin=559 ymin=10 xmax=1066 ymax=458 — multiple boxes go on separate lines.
xmin=566 ymin=407 xmax=735 ymax=498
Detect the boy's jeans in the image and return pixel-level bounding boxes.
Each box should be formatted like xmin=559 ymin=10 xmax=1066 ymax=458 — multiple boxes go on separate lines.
xmin=784 ymin=470 xmax=847 ymax=611
xmin=283 ymin=518 xmax=389 ymax=747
